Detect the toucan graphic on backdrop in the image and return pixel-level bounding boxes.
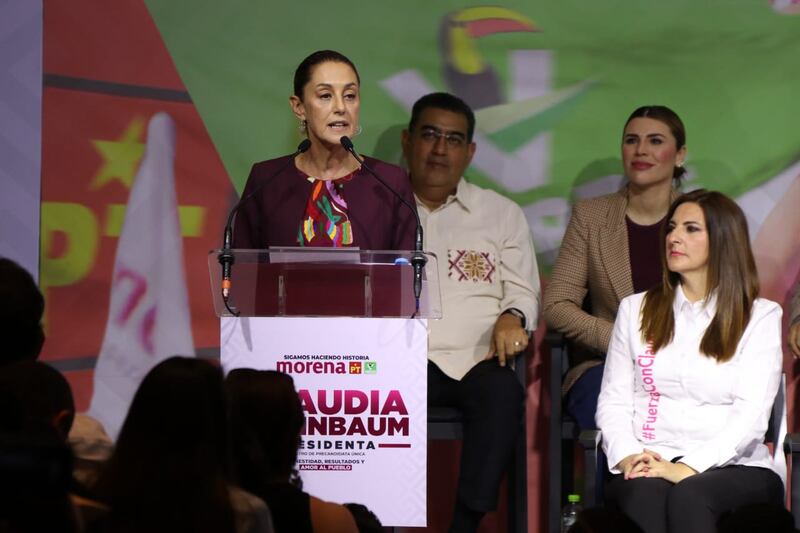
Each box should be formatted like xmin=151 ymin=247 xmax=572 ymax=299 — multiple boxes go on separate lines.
xmin=439 ymin=6 xmax=538 ymax=109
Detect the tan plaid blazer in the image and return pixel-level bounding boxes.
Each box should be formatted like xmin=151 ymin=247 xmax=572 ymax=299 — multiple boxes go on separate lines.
xmin=543 ymin=189 xmax=632 ymax=357
xmin=791 ymin=284 xmax=800 ymax=326
xmin=543 ymin=187 xmax=679 ymax=359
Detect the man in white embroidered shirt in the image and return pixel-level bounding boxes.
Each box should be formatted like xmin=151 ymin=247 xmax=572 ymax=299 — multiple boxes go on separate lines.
xmin=402 ymin=92 xmax=540 ymax=533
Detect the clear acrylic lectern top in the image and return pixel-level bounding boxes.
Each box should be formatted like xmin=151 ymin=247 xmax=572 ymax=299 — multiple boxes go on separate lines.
xmin=208 ymin=248 xmax=441 ymax=319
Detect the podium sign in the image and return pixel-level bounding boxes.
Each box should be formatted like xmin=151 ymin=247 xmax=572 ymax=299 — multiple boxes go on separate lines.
xmin=213 ymin=248 xmax=437 ymax=526
xmin=221 ymin=316 xmax=427 ymax=527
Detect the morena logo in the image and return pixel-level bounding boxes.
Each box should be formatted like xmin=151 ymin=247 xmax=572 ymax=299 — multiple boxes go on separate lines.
xmin=276 ymin=360 xmax=377 ymax=375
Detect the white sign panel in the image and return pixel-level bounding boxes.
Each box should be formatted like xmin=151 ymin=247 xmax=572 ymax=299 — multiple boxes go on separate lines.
xmin=221 ymin=316 xmax=428 ymax=527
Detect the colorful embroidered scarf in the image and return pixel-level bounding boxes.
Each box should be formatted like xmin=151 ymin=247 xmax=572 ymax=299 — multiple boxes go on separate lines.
xmin=297 ymin=174 xmax=354 ymax=247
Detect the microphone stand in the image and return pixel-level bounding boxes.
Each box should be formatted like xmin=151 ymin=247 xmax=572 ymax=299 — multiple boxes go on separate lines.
xmin=339 ymin=136 xmax=427 ymax=315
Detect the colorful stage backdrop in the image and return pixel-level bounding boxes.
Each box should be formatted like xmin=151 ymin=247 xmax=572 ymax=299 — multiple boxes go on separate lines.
xmin=5 ymin=0 xmax=800 ymax=530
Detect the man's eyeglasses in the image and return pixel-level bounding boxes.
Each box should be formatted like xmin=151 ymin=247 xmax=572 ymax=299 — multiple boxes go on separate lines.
xmin=418 ymin=127 xmax=467 ymax=148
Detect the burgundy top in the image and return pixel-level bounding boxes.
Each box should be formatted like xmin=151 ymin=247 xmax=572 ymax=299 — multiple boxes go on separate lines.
xmin=233 ymin=155 xmax=417 ymax=251
xmin=625 ymin=215 xmax=665 ymax=293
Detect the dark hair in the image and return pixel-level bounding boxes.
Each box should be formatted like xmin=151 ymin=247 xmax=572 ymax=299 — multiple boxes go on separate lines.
xmin=624 ymin=105 xmax=687 ymax=180
xmin=0 ymin=433 xmax=77 ymax=533
xmin=0 ymin=363 xmax=76 ymax=533
xmin=226 ymin=369 xmax=305 ymax=489
xmin=0 ymin=361 xmax=75 ymax=439
xmin=717 ymin=503 xmax=795 ymax=533
xmin=0 ymin=257 xmax=45 ymax=365
xmin=293 ymin=50 xmax=360 ymax=100
xmin=95 ymin=357 xmax=235 ymax=533
xmin=344 ymin=503 xmax=383 ymax=533
xmin=408 ymin=92 xmax=476 ymax=142
xmin=641 ymin=189 xmax=759 ymax=362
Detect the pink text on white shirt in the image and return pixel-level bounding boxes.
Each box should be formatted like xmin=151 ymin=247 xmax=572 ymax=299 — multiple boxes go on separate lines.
xmin=637 ymin=343 xmax=660 ymax=441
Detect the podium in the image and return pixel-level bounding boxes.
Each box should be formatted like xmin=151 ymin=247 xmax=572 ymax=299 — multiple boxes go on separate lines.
xmin=209 ymin=248 xmax=440 ymax=527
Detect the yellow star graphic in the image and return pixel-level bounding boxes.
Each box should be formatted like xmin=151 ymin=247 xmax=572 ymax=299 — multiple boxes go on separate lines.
xmin=90 ymin=117 xmax=146 ymax=190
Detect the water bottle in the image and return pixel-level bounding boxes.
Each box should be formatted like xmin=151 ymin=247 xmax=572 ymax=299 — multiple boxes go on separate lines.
xmin=560 ymin=493 xmax=582 ymax=533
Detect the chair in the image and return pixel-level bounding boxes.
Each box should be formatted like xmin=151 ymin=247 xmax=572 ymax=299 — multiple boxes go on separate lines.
xmin=427 ymin=348 xmax=529 ymax=533
xmin=579 ymin=374 xmax=800 ymax=527
xmin=785 ymin=433 xmax=800 ymax=527
xmin=546 ymin=331 xmax=581 ymax=533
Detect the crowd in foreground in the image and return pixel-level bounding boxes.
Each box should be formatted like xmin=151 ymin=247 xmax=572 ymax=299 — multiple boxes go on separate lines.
xmin=0 ymin=257 xmax=381 ymax=533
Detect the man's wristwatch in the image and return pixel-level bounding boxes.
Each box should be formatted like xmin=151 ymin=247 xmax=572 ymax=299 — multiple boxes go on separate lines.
xmin=502 ymin=307 xmax=526 ymax=329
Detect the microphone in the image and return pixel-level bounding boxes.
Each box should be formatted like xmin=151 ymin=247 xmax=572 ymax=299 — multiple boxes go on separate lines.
xmin=339 ymin=136 xmax=427 ymax=312
xmin=218 ymin=139 xmax=311 ymax=309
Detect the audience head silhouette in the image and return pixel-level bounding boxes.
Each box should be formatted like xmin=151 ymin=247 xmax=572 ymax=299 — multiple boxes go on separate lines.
xmin=226 ymin=368 xmax=305 ymax=487
xmin=0 ymin=257 xmax=45 ymax=365
xmin=95 ymin=356 xmax=236 ymax=533
xmin=0 ymin=361 xmax=77 ymax=532
xmin=0 ymin=360 xmax=74 ymax=440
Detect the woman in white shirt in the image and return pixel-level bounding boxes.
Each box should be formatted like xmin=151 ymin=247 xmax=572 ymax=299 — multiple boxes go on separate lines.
xmin=596 ymin=189 xmax=784 ymax=533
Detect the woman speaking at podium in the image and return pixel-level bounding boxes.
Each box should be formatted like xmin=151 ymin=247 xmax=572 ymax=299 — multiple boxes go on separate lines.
xmin=233 ymin=50 xmax=417 ymax=250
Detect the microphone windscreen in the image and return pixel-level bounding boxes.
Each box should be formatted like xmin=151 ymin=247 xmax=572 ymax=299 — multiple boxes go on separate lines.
xmin=297 ymin=139 xmax=311 ymax=153
xmin=339 ymin=136 xmax=354 ymax=151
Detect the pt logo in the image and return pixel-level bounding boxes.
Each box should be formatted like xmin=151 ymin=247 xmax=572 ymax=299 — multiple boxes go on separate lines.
xmin=364 ymin=361 xmax=377 ymax=374
xmin=349 ymin=362 xmax=362 ymax=374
